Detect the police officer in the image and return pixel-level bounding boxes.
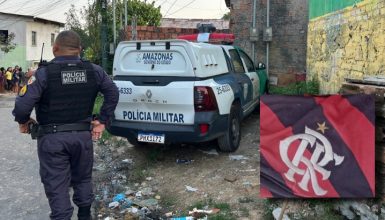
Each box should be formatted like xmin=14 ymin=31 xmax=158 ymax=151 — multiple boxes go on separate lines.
xmin=12 ymin=30 xmax=119 ymax=220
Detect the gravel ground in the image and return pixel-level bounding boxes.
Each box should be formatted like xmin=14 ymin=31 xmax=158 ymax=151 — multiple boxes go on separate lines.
xmin=92 ymin=110 xmax=263 ymax=219
xmin=0 ymin=93 xmax=79 ymax=220
xmin=0 ymin=93 xmax=50 ymax=220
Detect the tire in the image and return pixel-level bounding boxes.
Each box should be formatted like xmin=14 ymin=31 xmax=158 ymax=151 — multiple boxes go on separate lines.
xmin=218 ymin=104 xmax=241 ymax=152
xmin=265 ymin=80 xmax=270 ymax=94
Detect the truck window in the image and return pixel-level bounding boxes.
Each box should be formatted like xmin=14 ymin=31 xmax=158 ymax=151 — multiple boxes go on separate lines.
xmin=229 ymin=49 xmax=245 ymax=74
xmin=239 ymin=51 xmax=255 ymax=72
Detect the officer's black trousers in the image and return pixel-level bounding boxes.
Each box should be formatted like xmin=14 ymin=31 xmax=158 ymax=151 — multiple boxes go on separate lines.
xmin=37 ymin=131 xmax=94 ymax=220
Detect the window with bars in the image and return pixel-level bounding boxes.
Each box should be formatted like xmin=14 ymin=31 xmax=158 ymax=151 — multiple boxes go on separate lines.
xmin=32 ymin=31 xmax=37 ymax=46
xmin=51 ymin=33 xmax=55 ymax=46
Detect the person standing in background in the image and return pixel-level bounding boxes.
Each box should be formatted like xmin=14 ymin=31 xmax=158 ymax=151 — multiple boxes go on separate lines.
xmin=0 ymin=67 xmax=5 ymax=93
xmin=5 ymin=67 xmax=13 ymax=91
xmin=18 ymin=67 xmax=26 ymax=91
xmin=12 ymin=66 xmax=20 ymax=93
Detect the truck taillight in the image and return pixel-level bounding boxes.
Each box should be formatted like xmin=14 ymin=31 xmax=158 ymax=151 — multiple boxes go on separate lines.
xmin=194 ymin=86 xmax=218 ymax=111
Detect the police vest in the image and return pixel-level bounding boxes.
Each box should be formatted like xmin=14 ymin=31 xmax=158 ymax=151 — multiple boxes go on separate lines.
xmin=36 ymin=61 xmax=98 ymax=125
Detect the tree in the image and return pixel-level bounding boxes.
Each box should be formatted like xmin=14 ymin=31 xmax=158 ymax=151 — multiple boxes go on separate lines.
xmin=65 ymin=0 xmax=162 ymax=69
xmin=0 ymin=32 xmax=16 ymax=53
xmin=222 ymin=12 xmax=230 ymax=21
xmin=65 ymin=3 xmax=100 ymax=62
xmin=123 ymin=0 xmax=162 ymax=26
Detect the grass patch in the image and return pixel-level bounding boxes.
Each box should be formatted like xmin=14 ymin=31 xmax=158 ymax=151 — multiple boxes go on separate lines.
xmin=147 ymin=147 xmax=165 ymax=162
xmin=93 ymin=94 xmax=112 ymax=142
xmin=306 ymin=200 xmax=343 ymax=219
xmin=270 ymin=79 xmax=320 ymax=95
xmin=93 ymin=95 xmax=104 ymax=115
xmin=159 ymin=192 xmax=177 ymax=208
xmin=189 ymin=200 xmax=206 ymax=210
xmin=262 ymin=199 xmax=277 ymax=220
xmin=238 ymin=197 xmax=256 ymax=203
xmin=187 ymin=199 xmax=235 ymax=220
xmin=100 ymin=130 xmax=112 ymax=141
xmin=130 ymin=166 xmax=149 ymax=183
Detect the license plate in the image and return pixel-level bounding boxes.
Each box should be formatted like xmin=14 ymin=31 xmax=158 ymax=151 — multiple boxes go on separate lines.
xmin=137 ymin=132 xmax=165 ymax=144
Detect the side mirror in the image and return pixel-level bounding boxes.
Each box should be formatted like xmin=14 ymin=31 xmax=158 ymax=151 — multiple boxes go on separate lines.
xmin=257 ymin=62 xmax=266 ymax=70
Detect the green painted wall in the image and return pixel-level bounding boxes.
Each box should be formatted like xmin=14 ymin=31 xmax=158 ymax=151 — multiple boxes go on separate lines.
xmin=0 ymin=45 xmax=28 ymax=70
xmin=309 ymin=0 xmax=362 ymax=19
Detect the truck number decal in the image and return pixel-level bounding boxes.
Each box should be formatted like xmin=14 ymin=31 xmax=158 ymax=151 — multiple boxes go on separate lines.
xmin=216 ymin=84 xmax=231 ymax=95
xmin=118 ymin=87 xmax=132 ymax=94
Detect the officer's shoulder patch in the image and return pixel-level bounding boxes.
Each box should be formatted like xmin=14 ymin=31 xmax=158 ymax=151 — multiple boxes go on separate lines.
xmin=27 ymin=76 xmax=36 ymax=85
xmin=19 ymin=85 xmax=27 ymax=97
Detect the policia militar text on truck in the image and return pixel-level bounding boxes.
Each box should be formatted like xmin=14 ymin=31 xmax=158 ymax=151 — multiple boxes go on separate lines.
xmin=107 ymin=33 xmax=268 ymax=152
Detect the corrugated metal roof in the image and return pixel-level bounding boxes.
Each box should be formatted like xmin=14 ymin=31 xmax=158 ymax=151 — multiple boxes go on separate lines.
xmin=0 ymin=12 xmax=64 ymax=26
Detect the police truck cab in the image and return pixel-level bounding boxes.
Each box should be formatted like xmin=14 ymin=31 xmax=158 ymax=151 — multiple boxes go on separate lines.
xmin=108 ymin=36 xmax=268 ymax=152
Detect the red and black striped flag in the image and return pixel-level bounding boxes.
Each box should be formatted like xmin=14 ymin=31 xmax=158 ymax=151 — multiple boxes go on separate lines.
xmin=260 ymin=94 xmax=375 ymax=198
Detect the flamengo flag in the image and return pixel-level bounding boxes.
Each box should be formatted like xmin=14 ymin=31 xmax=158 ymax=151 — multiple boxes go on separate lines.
xmin=260 ymin=95 xmax=375 ymax=198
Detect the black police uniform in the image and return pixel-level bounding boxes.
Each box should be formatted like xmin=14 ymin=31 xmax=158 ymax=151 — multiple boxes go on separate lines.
xmin=12 ymin=56 xmax=119 ymax=220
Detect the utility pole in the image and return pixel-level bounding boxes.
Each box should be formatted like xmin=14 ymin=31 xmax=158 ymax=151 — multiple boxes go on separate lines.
xmin=124 ymin=0 xmax=127 ymax=28
xmin=119 ymin=0 xmax=123 ymax=30
xmin=113 ymin=0 xmax=116 ymax=47
xmin=100 ymin=0 xmax=108 ymax=71
xmin=131 ymin=16 xmax=137 ymax=40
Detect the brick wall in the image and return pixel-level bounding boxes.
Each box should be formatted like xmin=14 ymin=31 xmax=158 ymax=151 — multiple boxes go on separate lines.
xmin=307 ymin=0 xmax=385 ymax=94
xmin=122 ymin=26 xmax=196 ymax=41
xmin=229 ymin=0 xmax=309 ymax=79
xmin=161 ymin=18 xmax=229 ymax=30
xmin=122 ymin=26 xmax=229 ymax=41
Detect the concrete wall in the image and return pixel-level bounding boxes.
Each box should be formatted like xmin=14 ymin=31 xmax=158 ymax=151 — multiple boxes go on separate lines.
xmin=307 ymin=0 xmax=385 ymax=94
xmin=0 ymin=14 xmax=28 ymax=69
xmin=25 ymin=21 xmax=60 ymax=67
xmin=229 ymin=0 xmax=309 ymax=79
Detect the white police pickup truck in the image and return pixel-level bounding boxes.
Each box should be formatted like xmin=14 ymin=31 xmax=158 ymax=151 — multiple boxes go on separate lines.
xmin=107 ymin=39 xmax=268 ymax=152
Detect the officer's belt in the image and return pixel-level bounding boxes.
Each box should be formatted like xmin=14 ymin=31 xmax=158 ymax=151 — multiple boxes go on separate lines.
xmin=38 ymin=123 xmax=92 ymax=135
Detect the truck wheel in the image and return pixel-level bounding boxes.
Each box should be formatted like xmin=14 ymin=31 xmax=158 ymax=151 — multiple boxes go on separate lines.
xmin=218 ymin=105 xmax=241 ymax=152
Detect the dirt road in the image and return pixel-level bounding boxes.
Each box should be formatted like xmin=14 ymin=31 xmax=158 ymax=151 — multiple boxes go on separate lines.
xmin=93 ymin=111 xmax=263 ymax=219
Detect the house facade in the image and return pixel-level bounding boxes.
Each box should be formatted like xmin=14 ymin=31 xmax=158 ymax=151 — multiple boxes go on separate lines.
xmin=0 ymin=12 xmax=63 ymax=70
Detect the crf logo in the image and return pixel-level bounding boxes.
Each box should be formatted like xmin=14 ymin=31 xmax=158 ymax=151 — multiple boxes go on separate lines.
xmin=279 ymin=126 xmax=344 ymax=196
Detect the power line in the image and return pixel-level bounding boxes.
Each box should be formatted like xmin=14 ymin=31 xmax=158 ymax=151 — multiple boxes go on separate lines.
xmin=0 ymin=0 xmax=8 ymax=6
xmin=156 ymin=0 xmax=169 ymax=6
xmin=164 ymin=0 xmax=177 ymax=17
xmin=161 ymin=0 xmax=224 ymax=11
xmin=0 ymin=0 xmax=74 ymax=29
xmin=166 ymin=0 xmax=196 ymax=16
